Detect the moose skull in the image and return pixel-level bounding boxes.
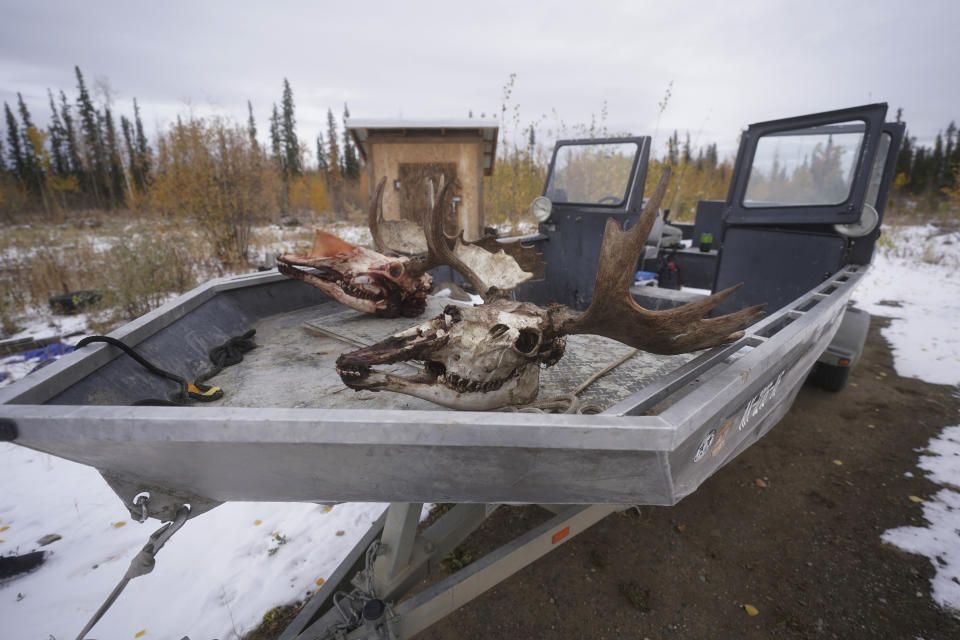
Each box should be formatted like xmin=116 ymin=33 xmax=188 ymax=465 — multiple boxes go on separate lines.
xmin=332 ymin=167 xmax=766 ymax=411
xmin=278 ymin=230 xmax=431 ymax=318
xmin=335 ymin=300 xmax=566 ymax=410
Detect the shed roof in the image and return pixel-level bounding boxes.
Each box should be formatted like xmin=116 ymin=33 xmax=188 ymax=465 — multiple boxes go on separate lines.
xmin=346 ymin=118 xmax=499 ymax=176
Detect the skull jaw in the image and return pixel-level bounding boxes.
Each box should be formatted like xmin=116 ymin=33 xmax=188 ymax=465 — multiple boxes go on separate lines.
xmin=279 ymin=263 xmax=382 ymax=314
xmin=340 ymin=366 xmax=541 ymax=411
xmin=277 ymin=259 xmax=428 ymax=318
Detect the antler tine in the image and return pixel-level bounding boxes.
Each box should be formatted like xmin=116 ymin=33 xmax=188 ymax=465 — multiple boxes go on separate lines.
xmin=430 ymin=175 xmax=460 ymax=244
xmin=367 ymin=177 xmax=388 ymax=252
xmin=560 ymin=167 xmax=765 ymax=354
xmin=406 ymin=178 xmax=498 ymax=298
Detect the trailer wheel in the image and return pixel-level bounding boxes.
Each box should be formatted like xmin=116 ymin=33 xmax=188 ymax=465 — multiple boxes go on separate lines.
xmin=813 ymin=363 xmax=850 ymax=392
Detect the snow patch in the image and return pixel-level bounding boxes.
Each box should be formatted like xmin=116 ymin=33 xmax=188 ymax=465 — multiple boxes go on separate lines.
xmin=853 ymin=224 xmax=960 ymax=386
xmin=882 ymin=484 xmax=960 ymax=616
xmin=854 ymin=224 xmax=960 ymax=617
xmin=0 ymin=443 xmax=389 ymax=640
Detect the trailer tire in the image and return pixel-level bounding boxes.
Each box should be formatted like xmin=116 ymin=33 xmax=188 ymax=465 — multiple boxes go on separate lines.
xmin=813 ymin=363 xmax=850 ymax=392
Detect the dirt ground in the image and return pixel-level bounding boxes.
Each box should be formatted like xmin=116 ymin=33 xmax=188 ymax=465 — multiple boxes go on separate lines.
xmin=259 ymin=317 xmax=960 ymax=639
xmin=413 ymin=317 xmax=960 ymax=639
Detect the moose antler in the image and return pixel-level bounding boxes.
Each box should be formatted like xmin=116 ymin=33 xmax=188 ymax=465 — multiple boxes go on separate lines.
xmin=402 ymin=178 xmax=538 ymax=300
xmin=335 ymin=167 xmax=764 ymax=410
xmin=558 ymin=168 xmax=765 ymax=354
xmin=368 ymin=177 xmax=429 ymax=256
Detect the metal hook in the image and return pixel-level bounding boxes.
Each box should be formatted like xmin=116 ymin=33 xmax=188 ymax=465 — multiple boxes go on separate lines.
xmin=132 ymin=492 xmax=151 ymax=523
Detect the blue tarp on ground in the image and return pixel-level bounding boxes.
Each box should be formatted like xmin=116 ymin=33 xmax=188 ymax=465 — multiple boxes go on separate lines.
xmin=3 ymin=342 xmax=75 ymax=374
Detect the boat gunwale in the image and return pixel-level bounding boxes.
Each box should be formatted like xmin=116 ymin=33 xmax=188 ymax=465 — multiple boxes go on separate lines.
xmin=0 ymin=266 xmax=865 ymax=456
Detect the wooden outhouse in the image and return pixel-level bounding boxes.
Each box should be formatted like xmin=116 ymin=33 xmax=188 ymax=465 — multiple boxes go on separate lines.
xmin=346 ymin=119 xmax=498 ymax=241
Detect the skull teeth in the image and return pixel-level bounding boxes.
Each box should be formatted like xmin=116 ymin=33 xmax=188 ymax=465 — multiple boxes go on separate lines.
xmin=337 ymin=361 xmax=518 ymax=394
xmin=338 ymin=280 xmax=383 ymax=301
xmin=442 ymin=370 xmax=516 ymax=393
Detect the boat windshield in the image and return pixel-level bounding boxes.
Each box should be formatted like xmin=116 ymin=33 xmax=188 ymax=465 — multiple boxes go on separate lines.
xmin=545 ymin=141 xmax=638 ymax=207
xmin=743 ymin=121 xmax=866 ymax=208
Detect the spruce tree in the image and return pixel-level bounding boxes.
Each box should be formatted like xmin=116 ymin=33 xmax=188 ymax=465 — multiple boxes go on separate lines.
xmin=326 ymin=108 xmax=341 ymax=181
xmin=951 ymin=123 xmax=960 ymax=173
xmin=121 ymin=115 xmax=141 ymax=193
xmin=316 ymin=133 xmax=328 ymax=175
xmin=96 ymin=109 xmax=118 ymax=207
xmin=281 ymin=79 xmax=302 ymax=178
xmin=60 ymin=90 xmax=81 ymax=179
xmin=342 ymin=103 xmax=360 ymax=180
xmin=895 ymin=133 xmax=913 ymax=183
xmin=132 ymin=98 xmax=151 ymax=186
xmin=326 ymin=108 xmax=343 ymax=215
xmin=17 ymin=93 xmax=43 ymax=197
xmin=0 ymin=137 xmax=5 ymax=174
xmin=247 ymin=100 xmax=258 ymax=149
xmin=682 ymin=131 xmax=692 ymax=164
xmin=945 ymin=122 xmax=956 ymax=178
xmin=910 ymin=147 xmax=928 ymax=194
xmin=4 ymin=102 xmax=25 ymax=182
xmin=706 ymin=143 xmax=718 ymax=169
xmin=269 ymin=103 xmax=283 ymax=172
xmin=76 ymin=66 xmax=107 ymax=208
xmin=47 ymin=89 xmax=68 ymax=177
xmin=104 ymin=106 xmax=127 ymax=206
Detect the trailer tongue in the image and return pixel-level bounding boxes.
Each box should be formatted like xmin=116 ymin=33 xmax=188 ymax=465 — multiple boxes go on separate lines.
xmin=0 ymin=104 xmax=903 ymax=639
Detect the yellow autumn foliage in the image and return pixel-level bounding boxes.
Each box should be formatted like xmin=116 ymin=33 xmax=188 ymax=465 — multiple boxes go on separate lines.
xmin=150 ymin=115 xmax=282 ymax=266
xmin=645 ymin=159 xmax=734 ymax=222
xmin=484 ymin=151 xmax=545 ymax=229
xmin=289 ymin=172 xmax=330 ymax=215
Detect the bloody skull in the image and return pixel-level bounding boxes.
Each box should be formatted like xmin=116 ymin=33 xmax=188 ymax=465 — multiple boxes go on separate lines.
xmin=277 ymin=230 xmax=431 ymax=318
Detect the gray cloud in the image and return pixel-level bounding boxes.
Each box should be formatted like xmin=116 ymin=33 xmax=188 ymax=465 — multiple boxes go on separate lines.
xmin=2 ymin=0 xmax=958 ymax=161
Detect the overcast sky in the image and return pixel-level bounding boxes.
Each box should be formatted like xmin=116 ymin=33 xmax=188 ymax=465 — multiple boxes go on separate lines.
xmin=2 ymin=0 xmax=958 ymax=162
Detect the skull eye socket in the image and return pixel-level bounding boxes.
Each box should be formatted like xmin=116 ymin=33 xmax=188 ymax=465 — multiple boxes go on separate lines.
xmin=388 ymin=262 xmax=403 ymax=278
xmin=513 ymin=327 xmax=542 ymax=355
xmin=489 ymin=324 xmax=509 ymax=338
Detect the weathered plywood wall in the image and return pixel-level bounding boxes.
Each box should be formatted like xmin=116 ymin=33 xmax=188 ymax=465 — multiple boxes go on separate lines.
xmin=368 ymin=139 xmax=484 ymax=240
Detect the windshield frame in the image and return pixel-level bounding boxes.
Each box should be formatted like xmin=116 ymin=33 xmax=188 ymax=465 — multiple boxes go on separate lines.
xmin=542 ymin=137 xmax=650 ymax=212
xmin=724 ymin=103 xmax=888 ymax=226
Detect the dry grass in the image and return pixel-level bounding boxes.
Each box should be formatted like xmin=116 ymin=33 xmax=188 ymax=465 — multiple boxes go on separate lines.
xmin=0 ymin=211 xmax=377 ymax=337
xmin=0 ymin=217 xmax=221 ymax=335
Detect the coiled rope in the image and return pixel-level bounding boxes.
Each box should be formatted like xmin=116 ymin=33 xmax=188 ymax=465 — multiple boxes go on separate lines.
xmin=497 ymin=348 xmax=639 ymax=414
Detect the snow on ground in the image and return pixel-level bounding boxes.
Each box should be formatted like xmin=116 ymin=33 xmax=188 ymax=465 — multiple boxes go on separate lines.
xmin=881 ymin=428 xmax=960 ymax=615
xmin=1 ymin=442 xmax=389 ymax=639
xmin=1 ymin=222 xmax=959 ymax=637
xmin=851 ymin=223 xmax=960 ymax=617
xmin=853 ymin=224 xmax=960 ymax=385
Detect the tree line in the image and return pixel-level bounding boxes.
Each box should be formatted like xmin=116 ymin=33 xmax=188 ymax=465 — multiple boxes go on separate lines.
xmin=1 ymin=67 xmax=151 ymax=215
xmin=0 ymin=67 xmax=366 ymax=224
xmin=892 ymin=108 xmax=960 ymax=200
xmin=3 ymin=69 xmax=957 ymax=229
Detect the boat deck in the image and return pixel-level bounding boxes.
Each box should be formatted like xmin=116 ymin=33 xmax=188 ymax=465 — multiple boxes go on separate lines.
xmin=208 ymin=296 xmax=693 ymax=412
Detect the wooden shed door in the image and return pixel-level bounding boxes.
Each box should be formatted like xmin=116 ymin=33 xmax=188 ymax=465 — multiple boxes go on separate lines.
xmin=398 ymin=163 xmax=458 ymax=231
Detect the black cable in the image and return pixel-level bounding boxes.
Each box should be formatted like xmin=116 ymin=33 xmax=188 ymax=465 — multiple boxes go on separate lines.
xmin=76 ymin=331 xmax=256 ymax=405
